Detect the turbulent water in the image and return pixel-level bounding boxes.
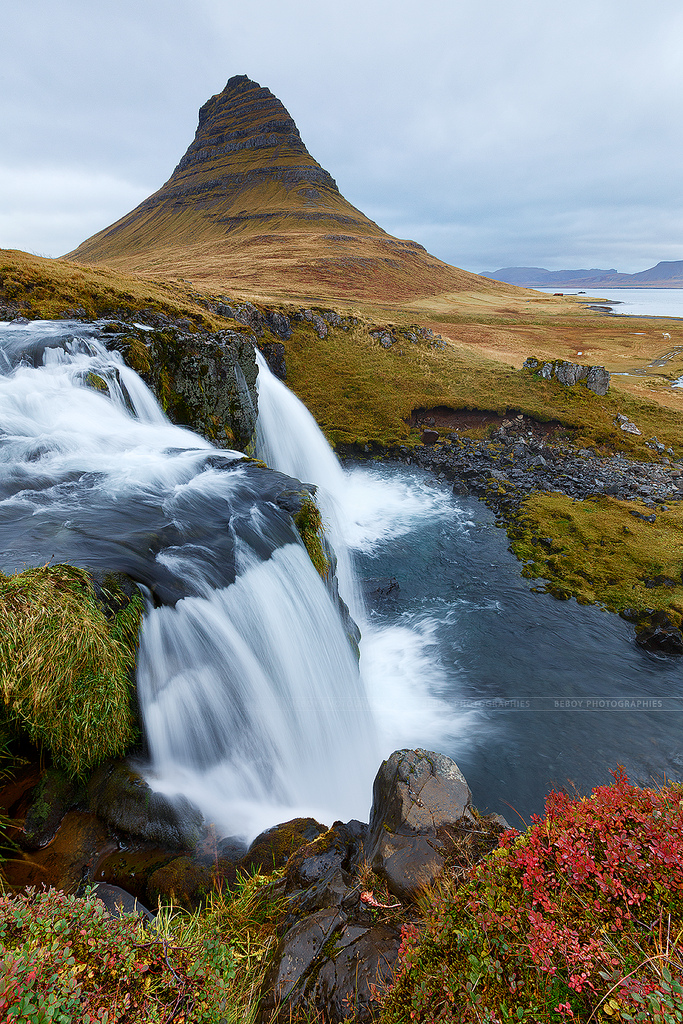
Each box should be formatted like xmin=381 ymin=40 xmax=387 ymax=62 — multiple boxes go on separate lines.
xmin=0 ymin=320 xmax=377 ymax=839
xmin=255 ymin=353 xmax=683 ymax=822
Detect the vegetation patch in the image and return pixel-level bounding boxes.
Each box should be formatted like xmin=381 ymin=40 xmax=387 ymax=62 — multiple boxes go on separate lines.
xmin=0 ymin=870 xmax=283 ymax=1023
xmin=0 ymin=565 xmax=142 ymax=779
xmin=507 ymin=492 xmax=683 ymax=625
xmin=294 ymin=497 xmax=331 ymax=579
xmin=0 ymin=249 xmax=222 ymax=330
xmin=381 ymin=770 xmax=683 ymax=1023
xmin=281 ymin=316 xmax=683 ymax=457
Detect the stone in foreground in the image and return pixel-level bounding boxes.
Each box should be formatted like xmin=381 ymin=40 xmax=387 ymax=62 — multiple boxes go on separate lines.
xmin=366 ymin=748 xmax=473 ymax=900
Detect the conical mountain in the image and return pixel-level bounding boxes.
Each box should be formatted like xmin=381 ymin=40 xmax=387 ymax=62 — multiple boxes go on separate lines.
xmin=68 ymin=76 xmax=504 ymax=303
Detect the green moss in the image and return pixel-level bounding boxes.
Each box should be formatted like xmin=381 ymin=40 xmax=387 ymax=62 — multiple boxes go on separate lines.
xmin=0 ymin=565 xmax=143 ymax=778
xmin=294 ymin=497 xmax=331 ymax=579
xmin=83 ymin=371 xmax=108 ymax=393
xmin=506 ymin=492 xmax=683 ymax=625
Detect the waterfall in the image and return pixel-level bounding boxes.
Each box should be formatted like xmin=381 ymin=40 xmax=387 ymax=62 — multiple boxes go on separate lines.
xmin=254 ymin=352 xmax=471 ymax=761
xmin=255 ymin=351 xmax=361 ymax=616
xmin=0 ymin=320 xmax=378 ymax=840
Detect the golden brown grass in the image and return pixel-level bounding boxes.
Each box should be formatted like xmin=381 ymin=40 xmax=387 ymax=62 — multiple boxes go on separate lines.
xmin=0 ymin=248 xmax=225 ymax=328
xmin=0 ymin=565 xmax=142 ymax=777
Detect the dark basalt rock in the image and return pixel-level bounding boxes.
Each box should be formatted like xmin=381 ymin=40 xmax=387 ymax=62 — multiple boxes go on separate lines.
xmin=635 ymin=610 xmax=683 ymax=655
xmin=90 ymin=882 xmax=154 ymax=921
xmin=286 ymin=820 xmax=366 ymax=891
xmin=523 ymin=356 xmax=610 ymax=395
xmin=110 ymin=323 xmax=259 ymax=449
xmin=20 ymin=769 xmax=83 ymax=850
xmin=260 ymin=340 xmax=287 ymax=380
xmin=261 ymin=907 xmax=400 ymax=1024
xmin=88 ymin=761 xmax=204 ymax=850
xmin=265 ymin=311 xmax=292 ymax=342
xmin=146 ymin=855 xmax=236 ymax=913
xmin=365 ymin=748 xmax=474 ymax=901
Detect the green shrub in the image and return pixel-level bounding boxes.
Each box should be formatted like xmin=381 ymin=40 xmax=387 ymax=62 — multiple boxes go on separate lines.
xmin=381 ymin=770 xmax=683 ymax=1023
xmin=0 ymin=565 xmax=142 ymax=778
xmin=0 ymin=871 xmax=284 ymax=1023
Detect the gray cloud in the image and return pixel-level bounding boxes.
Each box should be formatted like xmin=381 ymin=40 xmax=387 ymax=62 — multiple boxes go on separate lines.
xmin=2 ymin=0 xmax=682 ymax=273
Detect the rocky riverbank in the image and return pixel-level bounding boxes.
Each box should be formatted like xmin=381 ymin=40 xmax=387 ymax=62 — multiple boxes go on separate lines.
xmin=374 ymin=416 xmax=683 ymax=508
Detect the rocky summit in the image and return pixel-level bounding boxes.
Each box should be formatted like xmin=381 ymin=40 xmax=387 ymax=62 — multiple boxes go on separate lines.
xmin=67 ymin=76 xmax=510 ymax=303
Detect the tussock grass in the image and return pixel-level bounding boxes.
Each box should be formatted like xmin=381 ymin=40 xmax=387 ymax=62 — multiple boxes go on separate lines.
xmin=153 ymin=870 xmax=286 ymax=1024
xmin=0 ymin=565 xmax=142 ymax=778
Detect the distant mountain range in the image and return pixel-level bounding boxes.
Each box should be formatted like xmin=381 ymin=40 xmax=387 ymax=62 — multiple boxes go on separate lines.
xmin=481 ymin=262 xmax=683 ymax=289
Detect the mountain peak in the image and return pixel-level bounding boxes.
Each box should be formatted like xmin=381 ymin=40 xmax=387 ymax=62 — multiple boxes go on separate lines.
xmin=67 ymin=77 xmax=502 ymax=303
xmin=179 ymin=75 xmax=326 ymax=184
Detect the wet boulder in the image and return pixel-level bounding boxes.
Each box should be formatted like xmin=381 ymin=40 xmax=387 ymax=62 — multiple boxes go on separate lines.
xmin=240 ymin=817 xmax=327 ymax=875
xmin=91 ymin=882 xmax=154 ymax=921
xmin=88 ymin=761 xmax=204 ymax=850
xmin=145 ymin=855 xmax=236 ymax=912
xmin=259 ymin=340 xmax=287 ymax=379
xmin=20 ymin=769 xmax=82 ymax=850
xmin=286 ymin=820 xmax=365 ymax=889
xmin=283 ymin=821 xmax=367 ymax=922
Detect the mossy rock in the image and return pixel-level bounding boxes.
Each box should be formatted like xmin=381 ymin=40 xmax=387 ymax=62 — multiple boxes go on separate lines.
xmin=20 ymin=769 xmax=84 ymax=850
xmin=241 ymin=817 xmax=328 ymax=875
xmin=146 ymin=855 xmax=236 ymax=912
xmin=113 ymin=326 xmax=258 ymax=450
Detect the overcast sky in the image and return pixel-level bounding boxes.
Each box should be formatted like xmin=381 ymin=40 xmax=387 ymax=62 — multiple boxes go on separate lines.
xmin=2 ymin=0 xmax=682 ymax=274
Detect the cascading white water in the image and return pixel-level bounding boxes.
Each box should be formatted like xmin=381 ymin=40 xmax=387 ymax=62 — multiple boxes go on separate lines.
xmin=0 ymin=320 xmax=378 ymax=840
xmin=254 ymin=353 xmax=468 ymax=755
xmin=255 ymin=351 xmax=361 ymax=616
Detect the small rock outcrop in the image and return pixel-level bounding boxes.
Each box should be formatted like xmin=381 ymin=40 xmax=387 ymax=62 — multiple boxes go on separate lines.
xmin=241 ymin=817 xmax=327 ymax=874
xmin=523 ymin=357 xmax=610 ymax=395
xmin=88 ymin=761 xmax=204 ymax=850
xmin=260 ymin=750 xmax=504 ymax=1023
xmin=615 ymin=413 xmax=642 ymax=435
xmin=365 ymin=748 xmax=474 ymax=900
xmin=261 ymin=818 xmax=401 ymax=1024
